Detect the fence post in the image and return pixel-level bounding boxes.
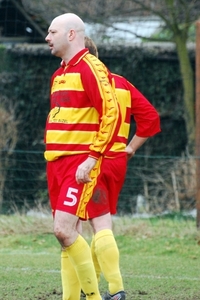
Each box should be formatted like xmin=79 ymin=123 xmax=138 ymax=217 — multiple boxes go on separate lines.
xmin=196 ymin=20 xmax=200 ymax=229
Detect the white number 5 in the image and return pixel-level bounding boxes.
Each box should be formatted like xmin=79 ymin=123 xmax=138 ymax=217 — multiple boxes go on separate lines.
xmin=63 ymin=187 xmax=78 ymax=206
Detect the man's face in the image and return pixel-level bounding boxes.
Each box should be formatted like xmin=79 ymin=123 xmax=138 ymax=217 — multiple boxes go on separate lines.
xmin=45 ymin=18 xmax=68 ymax=58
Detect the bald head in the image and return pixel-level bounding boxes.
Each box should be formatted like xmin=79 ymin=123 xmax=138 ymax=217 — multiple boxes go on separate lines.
xmin=52 ymin=13 xmax=85 ymax=34
xmin=46 ymin=13 xmax=85 ymax=62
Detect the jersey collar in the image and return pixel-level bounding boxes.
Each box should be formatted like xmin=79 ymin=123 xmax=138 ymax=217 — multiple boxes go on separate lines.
xmin=61 ymin=48 xmax=89 ymax=68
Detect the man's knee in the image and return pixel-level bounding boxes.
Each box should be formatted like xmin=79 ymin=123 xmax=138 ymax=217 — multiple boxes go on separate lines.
xmin=53 ymin=210 xmax=79 ymax=246
xmin=54 ymin=224 xmax=66 ymax=241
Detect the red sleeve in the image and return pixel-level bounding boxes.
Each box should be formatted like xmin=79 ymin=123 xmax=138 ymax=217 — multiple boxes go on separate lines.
xmin=128 ymin=81 xmax=161 ymax=137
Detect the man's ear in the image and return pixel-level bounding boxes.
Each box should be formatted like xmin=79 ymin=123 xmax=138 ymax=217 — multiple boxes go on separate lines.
xmin=68 ymin=29 xmax=75 ymax=41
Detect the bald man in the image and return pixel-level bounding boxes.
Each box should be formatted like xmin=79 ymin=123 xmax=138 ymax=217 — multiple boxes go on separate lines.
xmin=44 ymin=13 xmax=121 ymax=300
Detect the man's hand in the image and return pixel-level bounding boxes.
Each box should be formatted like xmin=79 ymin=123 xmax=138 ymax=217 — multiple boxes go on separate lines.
xmin=125 ymin=145 xmax=135 ymax=160
xmin=75 ymin=157 xmax=97 ymax=184
xmin=125 ymin=135 xmax=148 ymax=160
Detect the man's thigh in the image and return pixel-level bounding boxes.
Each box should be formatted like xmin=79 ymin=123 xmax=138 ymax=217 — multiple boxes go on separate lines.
xmin=47 ymin=154 xmax=103 ymax=219
xmin=47 ymin=155 xmax=88 ymax=216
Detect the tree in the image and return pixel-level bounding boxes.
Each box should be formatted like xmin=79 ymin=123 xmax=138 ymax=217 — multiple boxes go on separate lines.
xmin=122 ymin=0 xmax=199 ymax=153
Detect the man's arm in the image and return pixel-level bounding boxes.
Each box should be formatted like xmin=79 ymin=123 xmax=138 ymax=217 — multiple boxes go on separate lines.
xmin=126 ymin=81 xmax=161 ymax=160
xmin=125 ymin=135 xmax=148 ymax=160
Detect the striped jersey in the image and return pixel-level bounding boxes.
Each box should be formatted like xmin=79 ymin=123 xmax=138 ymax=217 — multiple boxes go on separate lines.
xmin=107 ymin=74 xmax=161 ymax=157
xmin=44 ymin=49 xmax=120 ymax=161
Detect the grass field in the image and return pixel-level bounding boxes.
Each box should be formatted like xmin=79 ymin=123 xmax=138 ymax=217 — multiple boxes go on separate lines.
xmin=0 ymin=213 xmax=200 ymax=300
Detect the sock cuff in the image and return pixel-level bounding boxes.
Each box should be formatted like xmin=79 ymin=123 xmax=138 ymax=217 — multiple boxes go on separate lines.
xmin=61 ymin=249 xmax=68 ymax=258
xmin=95 ymin=229 xmax=113 ymax=240
xmin=67 ymin=234 xmax=90 ymax=256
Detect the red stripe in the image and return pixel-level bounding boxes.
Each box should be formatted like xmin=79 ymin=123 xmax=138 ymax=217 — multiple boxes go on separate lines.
xmin=51 ymin=91 xmax=93 ymax=108
xmin=124 ymin=107 xmax=131 ymax=123
xmin=114 ymin=136 xmax=127 ymax=144
xmin=46 ymin=143 xmax=90 ymax=151
xmin=46 ymin=123 xmax=99 ymax=131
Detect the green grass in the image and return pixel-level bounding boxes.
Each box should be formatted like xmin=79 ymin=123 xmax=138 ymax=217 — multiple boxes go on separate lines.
xmin=0 ymin=214 xmax=200 ymax=299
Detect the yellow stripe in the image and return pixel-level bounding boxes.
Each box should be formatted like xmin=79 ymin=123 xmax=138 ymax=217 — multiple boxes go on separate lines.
xmin=116 ymin=89 xmax=131 ymax=108
xmin=77 ymin=156 xmax=103 ymax=219
xmin=48 ymin=107 xmax=99 ymax=124
xmin=51 ymin=73 xmax=84 ymax=93
xmin=83 ymin=54 xmax=119 ymax=153
xmin=44 ymin=151 xmax=87 ymax=161
xmin=109 ymin=142 xmax=126 ymax=152
xmin=118 ymin=122 xmax=130 ymax=138
xmin=115 ymin=89 xmax=131 ymax=137
xmin=46 ymin=130 xmax=96 ymax=144
xmin=83 ymin=56 xmax=108 ymax=106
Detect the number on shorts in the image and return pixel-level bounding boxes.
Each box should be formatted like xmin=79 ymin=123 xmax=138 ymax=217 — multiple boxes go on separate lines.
xmin=63 ymin=187 xmax=78 ymax=206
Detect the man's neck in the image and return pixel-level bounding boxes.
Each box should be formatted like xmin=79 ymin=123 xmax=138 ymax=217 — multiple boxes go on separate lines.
xmin=62 ymin=46 xmax=84 ymax=64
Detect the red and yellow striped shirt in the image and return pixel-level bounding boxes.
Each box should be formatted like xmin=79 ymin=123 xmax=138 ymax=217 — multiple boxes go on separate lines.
xmin=44 ymin=49 xmax=120 ymax=161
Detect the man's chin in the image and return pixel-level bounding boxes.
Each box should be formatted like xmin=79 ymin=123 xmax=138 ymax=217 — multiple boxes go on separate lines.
xmin=51 ymin=49 xmax=56 ymax=56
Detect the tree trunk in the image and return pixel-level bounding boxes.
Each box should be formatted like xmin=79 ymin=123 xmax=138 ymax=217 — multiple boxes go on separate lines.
xmin=174 ymin=35 xmax=195 ymax=153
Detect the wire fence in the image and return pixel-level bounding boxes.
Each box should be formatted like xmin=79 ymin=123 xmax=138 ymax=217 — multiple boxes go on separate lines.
xmin=0 ymin=150 xmax=197 ymax=215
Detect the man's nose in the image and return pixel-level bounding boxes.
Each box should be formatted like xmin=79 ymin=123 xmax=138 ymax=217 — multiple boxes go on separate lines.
xmin=45 ymin=34 xmax=50 ymax=42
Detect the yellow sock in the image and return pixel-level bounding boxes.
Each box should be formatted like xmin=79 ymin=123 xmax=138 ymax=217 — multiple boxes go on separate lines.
xmin=94 ymin=229 xmax=124 ymax=295
xmin=67 ymin=234 xmax=101 ymax=300
xmin=61 ymin=250 xmax=80 ymax=300
xmin=91 ymin=236 xmax=101 ymax=282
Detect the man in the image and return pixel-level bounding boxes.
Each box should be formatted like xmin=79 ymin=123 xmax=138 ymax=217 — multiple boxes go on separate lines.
xmin=87 ymin=37 xmax=161 ymax=300
xmin=64 ymin=36 xmax=161 ymax=300
xmin=44 ymin=14 xmax=121 ymax=300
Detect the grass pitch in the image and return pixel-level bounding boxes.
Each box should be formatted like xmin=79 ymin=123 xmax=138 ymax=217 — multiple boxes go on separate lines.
xmin=0 ymin=213 xmax=200 ymax=299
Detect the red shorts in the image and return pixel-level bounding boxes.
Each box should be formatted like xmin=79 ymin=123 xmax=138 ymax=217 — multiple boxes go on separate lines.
xmin=47 ymin=154 xmax=103 ymax=219
xmin=86 ymin=155 xmax=127 ymax=219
